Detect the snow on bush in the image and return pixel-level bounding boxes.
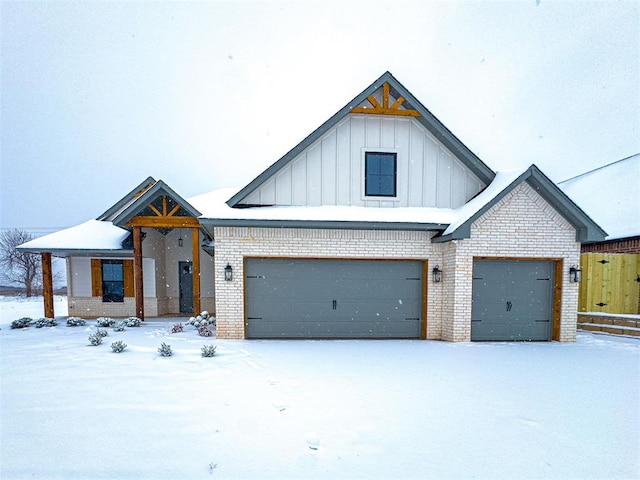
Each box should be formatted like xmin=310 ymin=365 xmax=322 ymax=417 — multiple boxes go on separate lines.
xmin=96 ymin=328 xmax=108 ymax=338
xmin=124 ymin=317 xmax=141 ymax=327
xmin=157 ymin=342 xmax=172 ymax=357
xmin=88 ymin=332 xmax=103 ymax=346
xmin=171 ymin=322 xmax=184 ymax=333
xmin=110 ymin=340 xmax=127 ymax=353
xmin=11 ymin=317 xmax=32 ymax=329
xmin=201 ymin=344 xmax=217 ymax=357
xmin=96 ymin=317 xmax=115 ymax=328
xmin=66 ymin=317 xmax=86 ymax=327
xmin=188 ymin=311 xmax=215 ymax=328
xmin=113 ymin=321 xmax=126 ymax=332
xmin=198 ymin=325 xmax=213 ymax=337
xmin=34 ymin=318 xmax=58 ymax=328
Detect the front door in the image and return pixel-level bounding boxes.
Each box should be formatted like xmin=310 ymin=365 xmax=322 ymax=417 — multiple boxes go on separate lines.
xmin=179 ymin=261 xmax=193 ymax=314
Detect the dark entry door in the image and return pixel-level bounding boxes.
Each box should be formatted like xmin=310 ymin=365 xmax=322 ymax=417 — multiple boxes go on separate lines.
xmin=471 ymin=260 xmax=554 ymax=341
xmin=179 ymin=261 xmax=194 ymax=314
xmin=245 ymin=258 xmax=423 ymax=339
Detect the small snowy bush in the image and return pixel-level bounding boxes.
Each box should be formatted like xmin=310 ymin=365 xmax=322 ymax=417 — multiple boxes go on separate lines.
xmin=96 ymin=328 xmax=108 ymax=338
xmin=157 ymin=342 xmax=172 ymax=357
xmin=35 ymin=318 xmax=58 ymax=328
xmin=188 ymin=312 xmax=215 ymax=328
xmin=96 ymin=317 xmax=115 ymax=328
xmin=198 ymin=326 xmax=214 ymax=337
xmin=171 ymin=322 xmax=184 ymax=333
xmin=124 ymin=317 xmax=141 ymax=327
xmin=11 ymin=317 xmax=32 ymax=329
xmin=201 ymin=344 xmax=217 ymax=357
xmin=113 ymin=321 xmax=126 ymax=332
xmin=111 ymin=340 xmax=127 ymax=353
xmin=66 ymin=317 xmax=86 ymax=327
xmin=88 ymin=332 xmax=103 ymax=346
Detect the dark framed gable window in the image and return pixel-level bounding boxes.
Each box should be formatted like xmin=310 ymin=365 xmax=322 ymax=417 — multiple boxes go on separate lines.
xmin=101 ymin=260 xmax=124 ymax=302
xmin=365 ymin=151 xmax=397 ymax=197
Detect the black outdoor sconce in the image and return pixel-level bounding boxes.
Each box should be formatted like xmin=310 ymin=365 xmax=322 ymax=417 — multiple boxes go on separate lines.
xmin=432 ymin=265 xmax=442 ymax=283
xmin=224 ymin=263 xmax=233 ymax=282
xmin=569 ymin=265 xmax=581 ymax=283
xmin=178 ymin=235 xmax=183 ymax=247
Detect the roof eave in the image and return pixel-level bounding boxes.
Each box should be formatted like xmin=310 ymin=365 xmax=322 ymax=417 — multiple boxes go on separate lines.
xmin=200 ymin=217 xmax=449 ymax=232
xmin=16 ymin=247 xmax=133 ymax=258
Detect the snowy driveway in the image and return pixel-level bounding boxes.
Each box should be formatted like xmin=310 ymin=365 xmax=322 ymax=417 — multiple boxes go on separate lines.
xmin=1 ymin=298 xmax=639 ymax=479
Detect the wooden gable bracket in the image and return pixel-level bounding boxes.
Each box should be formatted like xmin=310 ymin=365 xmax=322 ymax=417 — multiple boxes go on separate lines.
xmin=350 ymin=82 xmax=421 ymax=117
xmin=126 ymin=195 xmax=201 ymax=228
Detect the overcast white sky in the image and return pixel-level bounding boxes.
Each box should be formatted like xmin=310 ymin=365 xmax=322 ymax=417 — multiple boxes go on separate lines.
xmin=1 ymin=0 xmax=638 ymax=230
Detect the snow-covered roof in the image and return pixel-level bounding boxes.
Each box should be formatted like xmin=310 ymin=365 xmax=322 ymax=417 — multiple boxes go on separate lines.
xmin=558 ymin=154 xmax=640 ymax=241
xmin=17 ymin=220 xmax=131 ymax=256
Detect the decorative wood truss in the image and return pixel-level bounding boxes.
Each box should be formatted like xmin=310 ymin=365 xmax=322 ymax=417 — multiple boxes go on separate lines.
xmin=125 ymin=195 xmax=201 ymax=228
xmin=351 ymin=82 xmax=421 ymax=117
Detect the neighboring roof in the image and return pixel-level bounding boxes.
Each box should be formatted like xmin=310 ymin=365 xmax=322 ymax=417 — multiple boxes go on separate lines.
xmin=558 ymin=153 xmax=639 ymax=241
xmin=226 ymin=71 xmax=495 ymax=207
xmin=433 ymin=164 xmax=607 ymax=243
xmin=17 ymin=220 xmax=132 ymax=257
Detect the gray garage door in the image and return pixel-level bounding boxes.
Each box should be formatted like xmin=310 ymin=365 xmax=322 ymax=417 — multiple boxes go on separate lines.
xmin=471 ymin=260 xmax=554 ymax=341
xmin=245 ymin=259 xmax=423 ymax=339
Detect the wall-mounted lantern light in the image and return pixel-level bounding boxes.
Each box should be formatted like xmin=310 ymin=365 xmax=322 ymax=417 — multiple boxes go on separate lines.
xmin=178 ymin=235 xmax=183 ymax=247
xmin=569 ymin=265 xmax=581 ymax=283
xmin=432 ymin=265 xmax=442 ymax=283
xmin=224 ymin=264 xmax=233 ymax=282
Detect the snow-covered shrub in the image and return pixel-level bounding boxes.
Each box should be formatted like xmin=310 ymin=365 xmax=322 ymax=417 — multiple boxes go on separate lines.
xmin=35 ymin=318 xmax=58 ymax=328
xmin=11 ymin=317 xmax=32 ymax=329
xmin=201 ymin=344 xmax=217 ymax=357
xmin=113 ymin=321 xmax=126 ymax=332
xmin=171 ymin=322 xmax=183 ymax=333
xmin=96 ymin=317 xmax=115 ymax=328
xmin=88 ymin=332 xmax=103 ymax=346
xmin=157 ymin=342 xmax=172 ymax=357
xmin=96 ymin=328 xmax=108 ymax=338
xmin=111 ymin=340 xmax=127 ymax=353
xmin=188 ymin=312 xmax=215 ymax=328
xmin=124 ymin=317 xmax=141 ymax=327
xmin=198 ymin=326 xmax=213 ymax=337
xmin=66 ymin=317 xmax=86 ymax=327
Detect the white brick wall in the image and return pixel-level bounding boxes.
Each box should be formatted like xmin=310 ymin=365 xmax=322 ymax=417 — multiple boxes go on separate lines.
xmin=213 ymin=182 xmax=581 ymax=342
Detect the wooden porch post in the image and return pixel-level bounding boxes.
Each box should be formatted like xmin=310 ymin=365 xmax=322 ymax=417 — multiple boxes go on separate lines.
xmin=41 ymin=252 xmax=54 ymax=318
xmin=133 ymin=226 xmax=144 ymax=320
xmin=192 ymin=227 xmax=201 ymax=315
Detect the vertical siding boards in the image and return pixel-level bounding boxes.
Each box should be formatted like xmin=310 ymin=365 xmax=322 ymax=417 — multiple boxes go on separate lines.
xmin=243 ymin=115 xmax=486 ymax=209
xmin=579 ymin=253 xmax=640 ymax=314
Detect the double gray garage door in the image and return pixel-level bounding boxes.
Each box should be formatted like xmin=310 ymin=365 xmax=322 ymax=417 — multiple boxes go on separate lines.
xmin=245 ymin=259 xmax=423 ymax=339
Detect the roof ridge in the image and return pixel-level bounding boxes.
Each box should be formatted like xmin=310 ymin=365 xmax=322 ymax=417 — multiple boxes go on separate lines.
xmin=558 ymin=153 xmax=640 ymax=184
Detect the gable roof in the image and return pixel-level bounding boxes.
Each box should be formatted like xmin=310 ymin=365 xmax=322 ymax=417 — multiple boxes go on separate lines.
xmin=432 ymin=164 xmax=607 ymax=243
xmin=558 ymin=153 xmax=639 ymax=241
xmin=226 ymin=71 xmax=495 ymax=207
xmin=108 ymin=179 xmax=202 ymax=227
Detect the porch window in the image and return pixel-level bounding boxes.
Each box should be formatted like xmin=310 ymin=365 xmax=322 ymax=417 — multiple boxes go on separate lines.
xmin=365 ymin=152 xmax=397 ymax=197
xmin=102 ymin=260 xmax=124 ymax=302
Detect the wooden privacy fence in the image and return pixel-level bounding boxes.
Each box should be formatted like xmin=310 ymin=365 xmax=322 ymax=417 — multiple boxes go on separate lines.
xmin=578 ymin=253 xmax=640 ymax=314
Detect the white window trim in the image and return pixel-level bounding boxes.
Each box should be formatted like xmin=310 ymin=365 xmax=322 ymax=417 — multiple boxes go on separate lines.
xmin=361 ymin=147 xmax=401 ymax=202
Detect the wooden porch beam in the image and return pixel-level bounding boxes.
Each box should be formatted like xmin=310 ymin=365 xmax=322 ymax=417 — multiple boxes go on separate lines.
xmin=133 ymin=227 xmax=144 ymax=320
xmin=192 ymin=227 xmax=201 ymax=315
xmin=41 ymin=252 xmax=54 ymax=319
xmin=127 ymin=216 xmax=200 ymax=228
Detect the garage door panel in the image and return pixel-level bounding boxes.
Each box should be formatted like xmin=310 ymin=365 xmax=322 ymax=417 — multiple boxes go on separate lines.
xmin=245 ymin=259 xmax=423 ymax=339
xmin=472 ymin=260 xmax=554 ymax=341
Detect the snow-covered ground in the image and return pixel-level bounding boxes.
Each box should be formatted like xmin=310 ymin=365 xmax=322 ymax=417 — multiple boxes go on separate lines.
xmin=1 ymin=297 xmax=638 ymax=479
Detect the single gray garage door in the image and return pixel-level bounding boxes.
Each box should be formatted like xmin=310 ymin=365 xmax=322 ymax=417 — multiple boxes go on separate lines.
xmin=245 ymin=259 xmax=423 ymax=339
xmin=471 ymin=260 xmax=554 ymax=341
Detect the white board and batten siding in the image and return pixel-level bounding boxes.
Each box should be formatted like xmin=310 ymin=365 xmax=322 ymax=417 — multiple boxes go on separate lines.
xmin=241 ymin=115 xmax=486 ymax=209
